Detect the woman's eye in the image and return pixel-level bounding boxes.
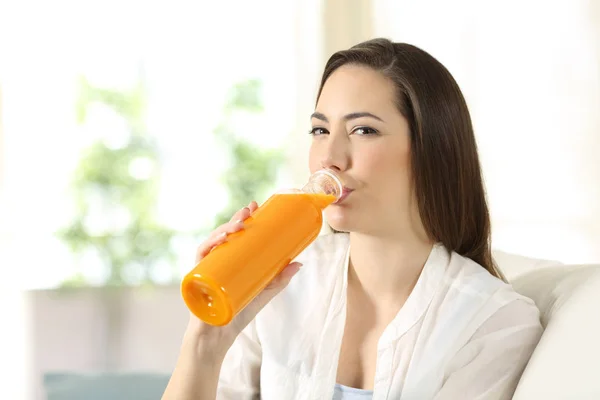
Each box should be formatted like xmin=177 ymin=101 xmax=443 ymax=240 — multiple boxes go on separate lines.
xmin=309 ymin=127 xmax=328 ymax=136
xmin=352 ymin=126 xmax=378 ymax=136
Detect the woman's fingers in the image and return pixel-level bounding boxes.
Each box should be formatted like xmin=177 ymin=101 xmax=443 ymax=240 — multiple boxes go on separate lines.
xmin=195 ymin=231 xmax=230 ymax=263
xmin=265 ymin=262 xmax=303 ymax=289
xmin=234 ymin=262 xmax=302 ymax=330
xmin=219 ymin=202 xmax=258 ymax=236
xmin=228 ymin=201 xmax=258 ymax=224
xmin=229 ymin=206 xmax=250 ymax=224
xmin=248 ymin=201 xmax=258 ymax=214
xmin=196 ymin=202 xmax=259 ymax=263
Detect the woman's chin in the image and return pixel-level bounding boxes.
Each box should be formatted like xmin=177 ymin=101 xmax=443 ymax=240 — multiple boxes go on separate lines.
xmin=325 ymin=209 xmax=353 ymax=233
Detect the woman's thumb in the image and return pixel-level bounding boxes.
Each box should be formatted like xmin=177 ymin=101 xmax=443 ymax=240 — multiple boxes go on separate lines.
xmin=244 ymin=262 xmax=302 ymax=315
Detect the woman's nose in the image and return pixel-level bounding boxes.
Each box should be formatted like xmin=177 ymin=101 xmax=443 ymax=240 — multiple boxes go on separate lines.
xmin=320 ymin=134 xmax=349 ymax=172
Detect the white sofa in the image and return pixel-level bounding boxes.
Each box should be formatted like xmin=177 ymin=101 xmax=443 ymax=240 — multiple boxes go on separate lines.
xmin=493 ymin=250 xmax=600 ymax=399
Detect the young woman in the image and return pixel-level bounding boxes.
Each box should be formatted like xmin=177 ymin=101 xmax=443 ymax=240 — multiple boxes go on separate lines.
xmin=162 ymin=38 xmax=542 ymax=400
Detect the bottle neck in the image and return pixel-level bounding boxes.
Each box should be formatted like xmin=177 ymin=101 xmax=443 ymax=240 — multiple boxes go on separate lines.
xmin=301 ymin=169 xmax=343 ymax=202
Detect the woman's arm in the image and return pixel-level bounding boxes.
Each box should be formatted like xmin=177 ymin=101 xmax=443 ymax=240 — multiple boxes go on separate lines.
xmin=162 ymin=329 xmax=227 ymax=400
xmin=162 ymin=201 xmax=301 ymax=400
xmin=162 ymin=282 xmax=297 ymax=400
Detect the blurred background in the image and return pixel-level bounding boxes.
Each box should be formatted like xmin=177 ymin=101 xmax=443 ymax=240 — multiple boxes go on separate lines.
xmin=0 ymin=0 xmax=598 ymax=398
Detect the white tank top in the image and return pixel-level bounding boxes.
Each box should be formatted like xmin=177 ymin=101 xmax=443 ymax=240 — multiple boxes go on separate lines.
xmin=333 ymin=383 xmax=373 ymax=400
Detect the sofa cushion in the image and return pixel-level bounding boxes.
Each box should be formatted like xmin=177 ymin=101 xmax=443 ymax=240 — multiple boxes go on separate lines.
xmin=492 ymin=249 xmax=562 ymax=281
xmin=43 ymin=372 xmax=170 ymax=400
xmin=511 ymin=264 xmax=600 ymax=399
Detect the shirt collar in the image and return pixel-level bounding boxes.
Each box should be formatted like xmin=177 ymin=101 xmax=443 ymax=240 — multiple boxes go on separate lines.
xmin=333 ymin=234 xmax=449 ymax=345
xmin=379 ymin=242 xmax=449 ymax=344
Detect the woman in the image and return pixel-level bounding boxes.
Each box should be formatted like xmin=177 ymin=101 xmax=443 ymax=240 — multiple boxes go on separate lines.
xmin=162 ymin=38 xmax=542 ymax=400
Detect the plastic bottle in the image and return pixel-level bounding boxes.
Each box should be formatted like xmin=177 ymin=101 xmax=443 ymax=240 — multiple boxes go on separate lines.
xmin=181 ymin=169 xmax=343 ymax=326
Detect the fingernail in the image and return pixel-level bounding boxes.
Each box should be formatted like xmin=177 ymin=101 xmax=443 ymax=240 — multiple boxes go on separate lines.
xmin=290 ymin=264 xmax=302 ymax=277
xmin=235 ymin=219 xmax=243 ymax=225
xmin=220 ymin=232 xmax=227 ymax=238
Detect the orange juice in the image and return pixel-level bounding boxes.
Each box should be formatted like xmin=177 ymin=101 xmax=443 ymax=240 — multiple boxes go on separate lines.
xmin=181 ymin=192 xmax=337 ymax=326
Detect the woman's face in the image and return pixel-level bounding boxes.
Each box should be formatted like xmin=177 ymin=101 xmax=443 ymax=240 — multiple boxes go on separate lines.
xmin=309 ymin=65 xmax=414 ymax=235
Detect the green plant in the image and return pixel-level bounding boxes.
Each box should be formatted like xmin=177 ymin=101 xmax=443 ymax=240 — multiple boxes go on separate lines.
xmin=212 ymin=79 xmax=284 ymax=227
xmin=58 ymin=77 xmax=177 ymax=287
xmin=58 ymin=77 xmax=284 ymax=287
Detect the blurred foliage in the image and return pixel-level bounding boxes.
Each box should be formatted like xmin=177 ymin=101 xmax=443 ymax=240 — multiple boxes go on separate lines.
xmin=58 ymin=77 xmax=177 ymax=287
xmin=212 ymin=79 xmax=284 ymax=227
xmin=58 ymin=77 xmax=283 ymax=287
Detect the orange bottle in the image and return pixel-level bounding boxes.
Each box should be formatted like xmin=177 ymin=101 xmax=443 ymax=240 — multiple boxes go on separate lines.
xmin=181 ymin=169 xmax=343 ymax=326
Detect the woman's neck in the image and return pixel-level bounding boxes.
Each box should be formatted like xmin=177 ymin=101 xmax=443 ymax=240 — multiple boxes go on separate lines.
xmin=347 ymin=232 xmax=433 ymax=306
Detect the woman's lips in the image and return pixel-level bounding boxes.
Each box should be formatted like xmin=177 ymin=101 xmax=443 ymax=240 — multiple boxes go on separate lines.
xmin=336 ymin=187 xmax=354 ymax=204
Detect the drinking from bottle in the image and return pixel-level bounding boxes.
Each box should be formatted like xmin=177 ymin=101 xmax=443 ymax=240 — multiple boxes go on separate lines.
xmin=181 ymin=169 xmax=343 ymax=326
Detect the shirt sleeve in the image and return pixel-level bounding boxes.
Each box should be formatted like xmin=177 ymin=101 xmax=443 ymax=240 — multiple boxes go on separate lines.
xmin=216 ymin=319 xmax=262 ymax=400
xmin=434 ymin=299 xmax=543 ymax=400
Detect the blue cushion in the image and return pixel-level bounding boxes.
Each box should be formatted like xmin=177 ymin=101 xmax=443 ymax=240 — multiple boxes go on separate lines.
xmin=43 ymin=372 xmax=170 ymax=400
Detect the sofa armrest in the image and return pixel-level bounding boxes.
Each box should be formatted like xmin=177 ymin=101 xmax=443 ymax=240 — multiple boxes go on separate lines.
xmin=511 ymin=265 xmax=600 ymax=399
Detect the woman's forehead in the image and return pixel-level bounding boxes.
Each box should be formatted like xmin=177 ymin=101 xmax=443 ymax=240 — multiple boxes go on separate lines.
xmin=316 ymin=65 xmax=399 ymax=118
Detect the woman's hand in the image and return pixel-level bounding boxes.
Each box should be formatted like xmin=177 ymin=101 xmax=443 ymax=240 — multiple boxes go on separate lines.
xmin=163 ymin=201 xmax=302 ymax=400
xmin=185 ymin=200 xmax=302 ymax=359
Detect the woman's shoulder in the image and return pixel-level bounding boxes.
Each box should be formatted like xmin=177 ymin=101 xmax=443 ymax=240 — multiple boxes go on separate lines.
xmin=440 ymin=248 xmax=541 ymax=329
xmin=423 ymin=248 xmax=542 ymax=366
xmin=444 ymin=249 xmax=524 ymax=299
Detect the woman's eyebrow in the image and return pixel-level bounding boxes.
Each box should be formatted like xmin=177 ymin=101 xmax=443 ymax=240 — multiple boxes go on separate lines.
xmin=310 ymin=111 xmax=384 ymax=123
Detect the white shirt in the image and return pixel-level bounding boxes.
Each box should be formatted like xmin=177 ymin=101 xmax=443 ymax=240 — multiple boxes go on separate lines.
xmin=217 ymin=233 xmax=543 ymax=400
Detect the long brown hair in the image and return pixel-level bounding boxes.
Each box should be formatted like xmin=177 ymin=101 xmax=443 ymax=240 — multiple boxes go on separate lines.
xmin=317 ymin=38 xmax=504 ymax=280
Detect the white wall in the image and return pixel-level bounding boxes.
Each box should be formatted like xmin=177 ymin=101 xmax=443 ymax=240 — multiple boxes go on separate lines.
xmin=373 ymin=0 xmax=600 ymax=264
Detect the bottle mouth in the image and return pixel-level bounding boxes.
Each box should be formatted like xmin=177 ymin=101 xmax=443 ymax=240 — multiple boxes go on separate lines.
xmin=302 ymin=168 xmax=344 ymax=202
xmin=318 ymin=169 xmax=343 ymax=200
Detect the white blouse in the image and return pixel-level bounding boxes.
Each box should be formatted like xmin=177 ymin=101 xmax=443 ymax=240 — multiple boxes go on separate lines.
xmin=216 ymin=233 xmax=543 ymax=400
